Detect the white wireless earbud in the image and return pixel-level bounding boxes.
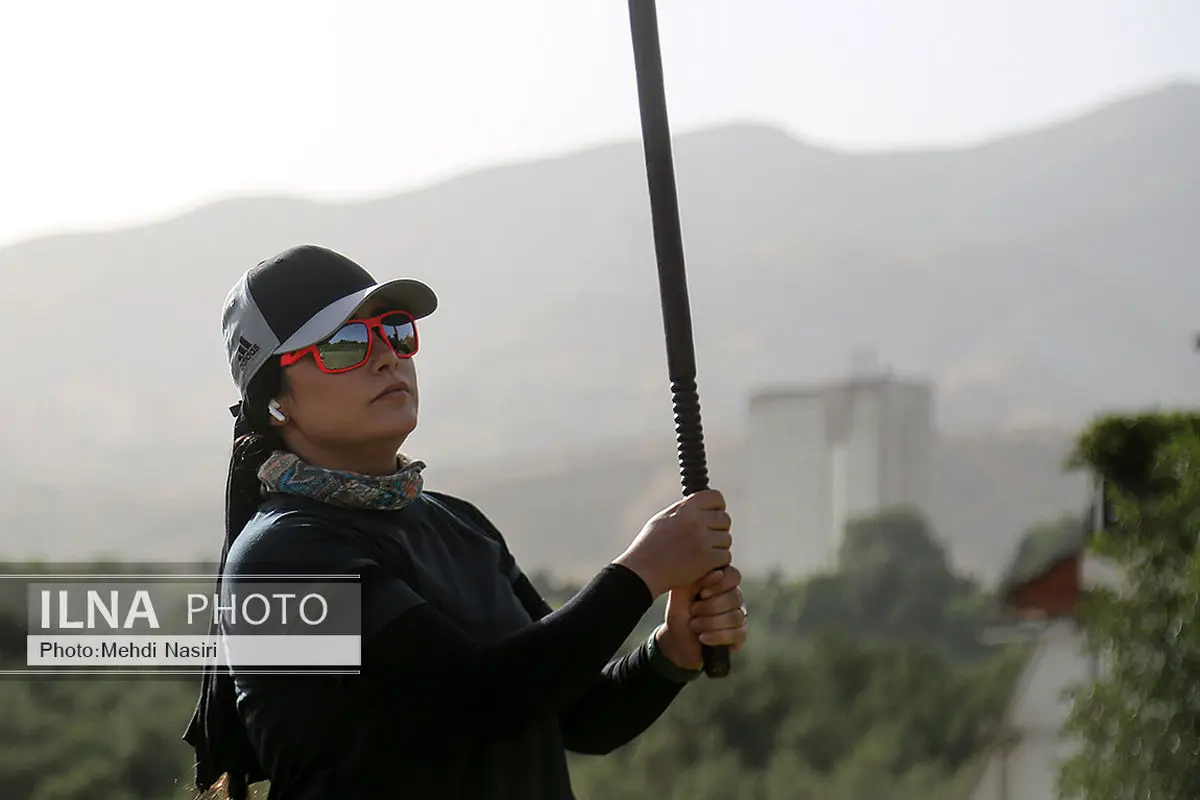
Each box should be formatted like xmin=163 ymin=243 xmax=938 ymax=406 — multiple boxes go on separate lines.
xmin=268 ymin=398 xmax=287 ymax=422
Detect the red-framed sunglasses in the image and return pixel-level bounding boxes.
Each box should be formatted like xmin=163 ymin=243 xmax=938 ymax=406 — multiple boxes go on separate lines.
xmin=279 ymin=310 xmax=419 ymax=373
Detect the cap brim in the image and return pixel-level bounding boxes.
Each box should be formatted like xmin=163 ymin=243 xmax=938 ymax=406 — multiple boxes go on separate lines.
xmin=273 ymin=278 xmax=438 ymax=354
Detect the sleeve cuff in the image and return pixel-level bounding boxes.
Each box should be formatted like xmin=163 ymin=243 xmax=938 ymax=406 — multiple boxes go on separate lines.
xmin=645 ymin=626 xmax=702 ymax=684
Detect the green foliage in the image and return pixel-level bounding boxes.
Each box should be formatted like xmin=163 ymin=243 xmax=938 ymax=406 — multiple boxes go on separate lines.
xmin=567 ymin=636 xmax=1026 ymax=800
xmin=1066 ymin=411 xmax=1200 ymax=499
xmin=788 ymin=507 xmax=994 ymax=660
xmin=1058 ymin=413 xmax=1200 ymax=800
xmin=839 ymin=507 xmax=947 ymax=573
xmin=0 ymin=678 xmax=198 ymax=800
xmin=0 ymin=508 xmax=1025 ymax=799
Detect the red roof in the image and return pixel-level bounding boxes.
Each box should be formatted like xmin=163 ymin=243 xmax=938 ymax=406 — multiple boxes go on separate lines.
xmin=1001 ymin=551 xmax=1083 ymax=619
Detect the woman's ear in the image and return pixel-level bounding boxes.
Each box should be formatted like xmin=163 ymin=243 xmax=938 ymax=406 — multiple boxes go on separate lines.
xmin=268 ymin=398 xmax=287 ymax=424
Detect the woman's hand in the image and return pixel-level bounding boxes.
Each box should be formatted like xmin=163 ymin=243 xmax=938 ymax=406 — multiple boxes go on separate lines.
xmin=656 ymin=566 xmax=748 ymax=672
xmin=615 ymin=489 xmax=734 ymax=598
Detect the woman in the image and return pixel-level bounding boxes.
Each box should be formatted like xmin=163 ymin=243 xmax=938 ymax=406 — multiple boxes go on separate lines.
xmin=184 ymin=244 xmax=749 ymax=799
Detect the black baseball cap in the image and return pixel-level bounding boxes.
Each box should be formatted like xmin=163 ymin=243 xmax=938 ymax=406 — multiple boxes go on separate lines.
xmin=221 ymin=244 xmax=437 ymax=397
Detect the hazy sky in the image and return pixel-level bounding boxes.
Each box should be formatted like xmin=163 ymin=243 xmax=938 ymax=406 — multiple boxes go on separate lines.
xmin=1 ymin=0 xmax=1197 ymax=249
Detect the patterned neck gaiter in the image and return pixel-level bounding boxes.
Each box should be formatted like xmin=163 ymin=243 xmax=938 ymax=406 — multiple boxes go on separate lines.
xmin=257 ymin=450 xmax=426 ymax=510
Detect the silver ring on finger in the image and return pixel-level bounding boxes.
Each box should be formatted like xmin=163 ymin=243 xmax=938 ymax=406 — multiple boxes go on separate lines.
xmin=740 ymin=604 xmax=749 ymax=622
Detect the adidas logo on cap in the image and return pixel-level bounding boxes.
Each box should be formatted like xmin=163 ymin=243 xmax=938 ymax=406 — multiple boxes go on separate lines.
xmin=235 ymin=335 xmax=261 ymax=367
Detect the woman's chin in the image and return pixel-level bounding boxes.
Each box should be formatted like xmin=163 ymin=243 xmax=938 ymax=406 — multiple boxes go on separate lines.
xmin=369 ymin=408 xmax=418 ymax=441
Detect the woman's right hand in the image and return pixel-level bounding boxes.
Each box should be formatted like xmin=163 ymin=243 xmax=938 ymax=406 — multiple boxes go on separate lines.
xmin=614 ymin=489 xmax=733 ymax=598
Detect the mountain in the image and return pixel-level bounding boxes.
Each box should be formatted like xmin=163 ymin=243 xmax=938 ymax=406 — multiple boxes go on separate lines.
xmin=0 ymin=81 xmax=1194 ymax=577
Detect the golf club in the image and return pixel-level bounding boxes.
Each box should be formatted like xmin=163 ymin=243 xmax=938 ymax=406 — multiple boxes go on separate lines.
xmin=627 ymin=0 xmax=731 ymax=679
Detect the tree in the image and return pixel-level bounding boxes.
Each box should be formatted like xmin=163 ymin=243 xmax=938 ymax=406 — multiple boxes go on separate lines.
xmin=566 ymin=631 xmax=1025 ymax=800
xmin=1058 ymin=412 xmax=1200 ymax=800
xmin=839 ymin=506 xmax=950 ymax=575
xmin=793 ymin=507 xmax=992 ymax=659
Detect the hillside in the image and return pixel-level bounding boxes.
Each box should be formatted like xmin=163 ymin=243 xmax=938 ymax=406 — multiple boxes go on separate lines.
xmin=0 ymin=81 xmax=1194 ymax=574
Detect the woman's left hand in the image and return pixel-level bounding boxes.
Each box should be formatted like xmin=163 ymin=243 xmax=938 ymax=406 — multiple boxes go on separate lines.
xmin=657 ymin=565 xmax=748 ymax=671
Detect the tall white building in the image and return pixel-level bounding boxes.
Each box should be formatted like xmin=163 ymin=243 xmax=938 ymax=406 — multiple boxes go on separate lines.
xmin=739 ymin=374 xmax=934 ymax=577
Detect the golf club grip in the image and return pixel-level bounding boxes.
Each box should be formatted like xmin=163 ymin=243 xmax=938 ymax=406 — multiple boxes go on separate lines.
xmin=627 ymin=0 xmax=731 ymax=680
xmin=671 ymin=377 xmax=708 ymax=496
xmin=671 ymin=379 xmax=731 ymax=679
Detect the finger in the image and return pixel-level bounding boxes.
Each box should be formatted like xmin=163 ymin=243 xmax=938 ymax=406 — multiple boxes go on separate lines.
xmin=688 ymin=488 xmax=726 ymax=512
xmin=706 ymin=528 xmax=734 ymax=550
xmin=707 ymin=509 xmax=732 ymax=531
xmin=694 ymin=573 xmax=725 ymax=599
xmin=709 ymin=547 xmax=734 ymax=571
xmin=697 ymin=565 xmax=741 ymax=599
xmin=698 ymin=545 xmax=733 ymax=576
xmin=680 ymin=569 xmax=722 ymax=597
xmin=698 ymin=623 xmax=748 ymax=648
xmin=696 ymin=587 xmax=739 ymax=618
xmin=692 ymin=586 xmax=744 ymax=616
xmin=690 ymin=603 xmax=748 ymax=634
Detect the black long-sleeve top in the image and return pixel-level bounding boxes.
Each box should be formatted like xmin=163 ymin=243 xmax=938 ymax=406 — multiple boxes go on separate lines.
xmin=222 ymin=490 xmax=696 ymax=799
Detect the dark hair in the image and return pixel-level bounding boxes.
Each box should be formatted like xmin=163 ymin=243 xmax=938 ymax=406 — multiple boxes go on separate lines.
xmin=212 ymin=358 xmax=286 ymax=800
xmin=225 ymin=359 xmax=287 ymax=549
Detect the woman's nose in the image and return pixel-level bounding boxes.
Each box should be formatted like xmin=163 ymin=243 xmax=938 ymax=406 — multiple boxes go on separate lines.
xmin=370 ymin=329 xmax=401 ymax=368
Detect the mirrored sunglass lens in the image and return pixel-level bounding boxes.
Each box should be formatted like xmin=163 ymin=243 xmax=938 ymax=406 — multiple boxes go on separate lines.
xmin=318 ymin=322 xmax=371 ymax=369
xmin=381 ymin=314 xmax=417 ymax=355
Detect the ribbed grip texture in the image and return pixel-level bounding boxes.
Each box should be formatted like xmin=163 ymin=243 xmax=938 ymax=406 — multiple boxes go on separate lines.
xmin=672 ymin=378 xmax=709 ymax=495
xmin=671 ymin=379 xmax=730 ymax=678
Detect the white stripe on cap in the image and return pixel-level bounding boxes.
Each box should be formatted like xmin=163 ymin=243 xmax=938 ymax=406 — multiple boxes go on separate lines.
xmin=272 ymin=278 xmax=437 ymax=356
